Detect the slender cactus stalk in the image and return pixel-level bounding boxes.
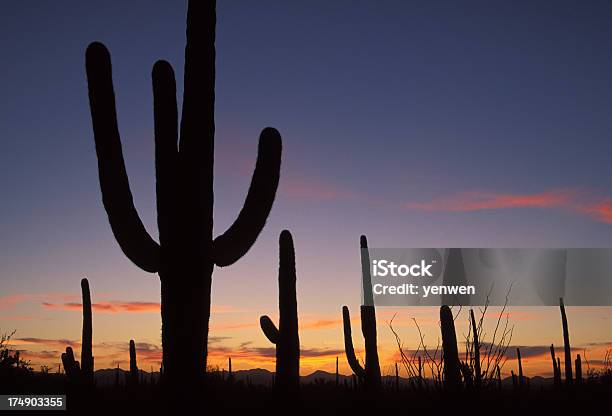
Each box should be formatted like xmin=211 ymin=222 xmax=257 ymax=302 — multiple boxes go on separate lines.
xmin=440 ymin=305 xmax=461 ymax=390
xmin=85 ymin=0 xmax=281 ymax=390
xmin=470 ymin=309 xmax=481 ymax=389
xmin=560 ymin=297 xmax=573 ymax=385
xmin=550 ymin=344 xmax=561 ymax=387
xmin=129 ymin=340 xmax=139 ymax=386
xmin=228 ymin=356 xmax=233 ymax=382
xmin=342 ymin=235 xmax=381 ymax=391
xmin=395 ymin=363 xmax=399 ymax=392
xmin=80 ymin=278 xmax=94 ymax=385
xmin=335 ymin=356 xmax=339 ymax=387
xmin=260 ymin=230 xmax=300 ymax=392
xmin=575 ymin=354 xmax=582 ymax=385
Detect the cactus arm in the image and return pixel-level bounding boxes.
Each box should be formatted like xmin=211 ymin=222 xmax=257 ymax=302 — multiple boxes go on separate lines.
xmin=342 ymin=306 xmax=366 ymax=378
xmin=213 ymin=128 xmax=282 ymax=267
xmin=80 ymin=278 xmax=94 ymax=381
xmin=260 ymin=315 xmax=280 ymax=344
xmin=360 ymin=235 xmax=374 ymax=306
xmin=152 ymin=60 xmax=178 ymax=248
xmin=85 ymin=42 xmax=160 ymax=273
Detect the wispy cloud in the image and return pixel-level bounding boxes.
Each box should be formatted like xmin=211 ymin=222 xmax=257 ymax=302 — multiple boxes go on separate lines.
xmin=404 ymin=189 xmax=612 ymax=223
xmin=41 ymin=301 xmax=245 ymax=315
xmin=0 ymin=293 xmax=79 ymax=310
xmin=42 ymin=301 xmax=159 ymax=313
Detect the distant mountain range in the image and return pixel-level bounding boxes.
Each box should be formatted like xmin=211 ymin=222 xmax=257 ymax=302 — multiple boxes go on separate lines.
xmin=93 ymin=368 xmax=554 ymax=388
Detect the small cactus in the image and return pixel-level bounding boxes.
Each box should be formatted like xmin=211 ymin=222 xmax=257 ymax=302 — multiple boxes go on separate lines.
xmin=575 ymin=354 xmax=582 ymax=385
xmin=469 ymin=309 xmax=481 ymax=389
xmin=550 ymin=344 xmax=561 ymax=387
xmin=228 ymin=357 xmax=234 ymax=382
xmin=61 ymin=346 xmax=81 ymax=383
xmin=129 ymin=340 xmax=139 ymax=387
xmin=342 ymin=235 xmax=381 ymax=391
xmin=61 ymin=278 xmax=94 ymax=386
xmin=440 ymin=305 xmax=461 ymax=390
xmin=260 ymin=230 xmax=300 ymax=392
xmin=560 ymin=297 xmax=573 ymax=385
xmin=335 ymin=356 xmax=339 ymax=387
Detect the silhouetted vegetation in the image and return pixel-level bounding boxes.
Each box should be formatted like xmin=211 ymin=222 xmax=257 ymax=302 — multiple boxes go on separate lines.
xmin=260 ymin=230 xmax=300 ymax=393
xmin=342 ymin=235 xmax=382 ymax=392
xmin=84 ymin=0 xmax=281 ymax=394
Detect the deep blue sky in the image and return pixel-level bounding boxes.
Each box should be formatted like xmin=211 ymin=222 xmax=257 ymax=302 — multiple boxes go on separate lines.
xmin=2 ymin=0 xmax=612 ymax=315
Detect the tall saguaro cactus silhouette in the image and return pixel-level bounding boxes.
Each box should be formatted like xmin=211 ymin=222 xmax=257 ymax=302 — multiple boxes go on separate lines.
xmin=440 ymin=305 xmax=461 ymax=390
xmin=559 ymin=297 xmax=573 ymax=385
xmin=260 ymin=230 xmax=300 ymax=392
xmin=80 ymin=278 xmax=94 ymax=384
xmin=85 ymin=0 xmax=282 ymax=389
xmin=342 ymin=235 xmax=381 ymax=391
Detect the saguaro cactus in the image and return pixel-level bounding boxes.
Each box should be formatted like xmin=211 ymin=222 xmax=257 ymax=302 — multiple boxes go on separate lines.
xmin=575 ymin=354 xmax=582 ymax=385
xmin=550 ymin=344 xmax=561 ymax=387
xmin=61 ymin=346 xmax=81 ymax=383
xmin=85 ymin=0 xmax=282 ymax=388
xmin=342 ymin=235 xmax=381 ymax=391
xmin=440 ymin=305 xmax=461 ymax=390
xmin=61 ymin=278 xmax=94 ymax=385
xmin=129 ymin=340 xmax=139 ymax=386
xmin=260 ymin=230 xmax=300 ymax=392
xmin=559 ymin=297 xmax=573 ymax=384
xmin=80 ymin=278 xmax=94 ymax=384
xmin=335 ymin=357 xmax=339 ymax=387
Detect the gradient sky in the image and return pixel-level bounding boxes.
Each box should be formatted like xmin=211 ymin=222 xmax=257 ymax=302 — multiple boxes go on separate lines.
xmin=1 ymin=0 xmax=611 ymax=377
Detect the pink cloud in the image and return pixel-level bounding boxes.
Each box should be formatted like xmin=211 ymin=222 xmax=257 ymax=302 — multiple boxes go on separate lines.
xmin=42 ymin=301 xmax=245 ymax=315
xmin=42 ymin=301 xmax=160 ymax=313
xmin=404 ymin=189 xmax=612 ymax=223
xmin=0 ymin=293 xmax=79 ymax=310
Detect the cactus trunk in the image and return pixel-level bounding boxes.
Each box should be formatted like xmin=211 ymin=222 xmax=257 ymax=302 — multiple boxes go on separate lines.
xmin=559 ymin=297 xmax=573 ymax=385
xmin=575 ymin=354 xmax=582 ymax=385
xmin=440 ymin=305 xmax=461 ymax=390
xmin=80 ymin=278 xmax=94 ymax=384
xmin=85 ymin=0 xmax=281 ymax=392
xmin=260 ymin=230 xmax=300 ymax=392
xmin=517 ymin=348 xmax=524 ymax=389
xmin=129 ymin=340 xmax=139 ymax=386
xmin=550 ymin=344 xmax=561 ymax=387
